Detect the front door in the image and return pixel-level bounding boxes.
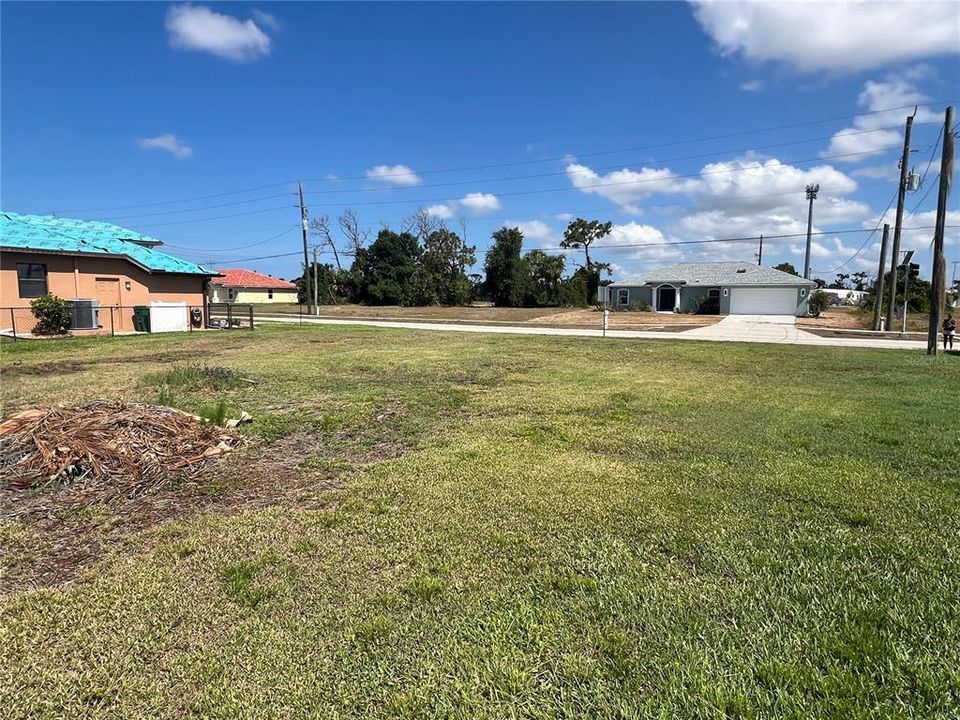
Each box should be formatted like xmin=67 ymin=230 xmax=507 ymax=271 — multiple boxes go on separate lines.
xmin=95 ymin=277 xmax=121 ymax=306
xmin=657 ymin=286 xmax=676 ymax=311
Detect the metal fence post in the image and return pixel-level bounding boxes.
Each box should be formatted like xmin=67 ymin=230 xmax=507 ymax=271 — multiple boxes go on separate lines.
xmin=10 ymin=309 xmax=17 ymax=340
xmin=110 ymin=307 xmax=115 ymax=337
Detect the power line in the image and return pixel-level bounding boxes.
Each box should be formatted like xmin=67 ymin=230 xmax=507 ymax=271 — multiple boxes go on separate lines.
xmin=900 ymin=124 xmax=947 ymax=224
xmin=190 ymin=225 xmax=951 ymax=268
xmin=582 ymin=226 xmax=946 ymax=254
xmin=131 ymin=205 xmax=296 ymax=228
xmin=162 ymin=225 xmax=299 ymax=252
xmin=823 ymin=123 xmax=951 ymax=275
xmin=54 ymin=126 xmax=911 ymax=223
xmin=47 ymin=100 xmax=952 ymax=214
xmin=100 ymin=193 xmax=293 ymax=221
xmin=816 ymin=186 xmax=900 ymax=274
xmin=155 ymin=222 xmax=301 ymax=241
xmin=304 ymin=102 xmax=953 ymax=181
xmin=54 ymin=181 xmax=297 ymax=214
xmin=303 ymin=148 xmax=901 ymax=209
xmin=301 ymin=125 xmax=921 ymax=196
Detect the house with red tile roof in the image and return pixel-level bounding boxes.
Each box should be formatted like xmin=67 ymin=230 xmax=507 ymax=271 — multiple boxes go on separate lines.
xmin=208 ymin=268 xmax=298 ymax=305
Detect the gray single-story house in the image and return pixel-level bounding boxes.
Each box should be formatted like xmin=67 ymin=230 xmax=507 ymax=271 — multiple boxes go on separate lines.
xmin=600 ymin=262 xmax=816 ymax=316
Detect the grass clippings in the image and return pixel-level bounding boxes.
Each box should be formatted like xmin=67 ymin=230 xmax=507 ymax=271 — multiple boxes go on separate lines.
xmin=0 ymin=401 xmax=240 ymax=497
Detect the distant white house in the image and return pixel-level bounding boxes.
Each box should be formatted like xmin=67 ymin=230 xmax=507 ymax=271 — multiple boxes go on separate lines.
xmin=818 ymin=288 xmax=867 ymax=306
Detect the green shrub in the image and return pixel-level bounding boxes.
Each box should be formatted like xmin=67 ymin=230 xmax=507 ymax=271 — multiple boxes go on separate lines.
xmin=29 ymin=294 xmax=71 ymax=335
xmin=197 ymin=399 xmax=229 ymax=426
xmin=694 ymin=295 xmax=720 ymax=315
xmin=808 ymin=290 xmax=832 ymax=317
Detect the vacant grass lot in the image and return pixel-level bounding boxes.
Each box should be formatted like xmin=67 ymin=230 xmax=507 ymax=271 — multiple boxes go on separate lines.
xmin=1 ymin=326 xmax=959 ymax=718
xmin=254 ymin=303 xmax=721 ymax=329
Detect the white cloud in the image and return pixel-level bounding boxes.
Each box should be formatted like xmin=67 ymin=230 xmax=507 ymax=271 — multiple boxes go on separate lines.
xmin=673 ymin=210 xmax=806 ymax=242
xmin=426 ymin=193 xmax=502 ymax=218
xmin=458 ymin=192 xmax=501 ymax=214
xmin=597 ymin=222 xmax=682 ymax=263
xmin=566 ymin=162 xmax=697 ymax=214
xmin=323 ymin=173 xmax=340 ymax=181
xmin=365 ymin=164 xmax=422 ymax=187
xmin=695 ymin=157 xmax=859 ymax=213
xmin=251 ymin=9 xmax=280 ymax=32
xmin=691 ymin=1 xmax=960 ymax=73
xmin=166 ymin=4 xmax=273 ymax=62
xmin=568 ymin=154 xmax=863 ymax=222
xmin=740 ymin=80 xmax=763 ymax=92
xmin=865 ymin=209 xmax=960 ymax=248
xmin=506 ymin=219 xmax=556 ymax=243
xmin=555 ymin=213 xmax=575 ymax=222
xmin=426 ymin=203 xmax=454 ymax=219
xmin=788 ymin=236 xmax=864 ymax=264
xmin=824 ymin=72 xmax=940 ymax=161
xmin=136 ymin=133 xmax=193 ymax=159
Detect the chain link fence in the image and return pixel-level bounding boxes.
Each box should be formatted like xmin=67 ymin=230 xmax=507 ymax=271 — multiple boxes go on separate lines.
xmin=1 ymin=303 xmax=255 ymax=339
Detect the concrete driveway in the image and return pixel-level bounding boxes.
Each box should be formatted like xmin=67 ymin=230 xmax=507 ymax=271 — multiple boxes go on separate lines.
xmin=680 ymin=315 xmax=816 ymax=343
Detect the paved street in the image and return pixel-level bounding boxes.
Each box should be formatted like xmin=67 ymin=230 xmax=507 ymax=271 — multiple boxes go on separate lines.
xmin=259 ymin=314 xmax=929 ymax=351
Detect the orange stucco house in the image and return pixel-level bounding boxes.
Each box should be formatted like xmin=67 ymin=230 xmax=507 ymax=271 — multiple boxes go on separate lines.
xmin=1 ymin=212 xmax=216 ymax=334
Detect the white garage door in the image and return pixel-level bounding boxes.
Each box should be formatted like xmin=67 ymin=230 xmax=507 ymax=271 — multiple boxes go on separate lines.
xmin=729 ymin=287 xmax=798 ymax=315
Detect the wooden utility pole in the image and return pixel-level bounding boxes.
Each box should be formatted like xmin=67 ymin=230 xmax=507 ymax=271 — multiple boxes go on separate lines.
xmin=886 ymin=110 xmax=916 ymax=330
xmin=757 ymin=234 xmax=763 ymax=266
xmin=872 ymin=224 xmax=890 ymax=331
xmin=298 ymin=182 xmax=311 ymax=314
xmin=928 ymin=106 xmax=954 ymax=355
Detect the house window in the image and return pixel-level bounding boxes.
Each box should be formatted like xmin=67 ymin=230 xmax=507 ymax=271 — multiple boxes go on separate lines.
xmin=617 ymin=289 xmax=629 ymax=307
xmin=268 ymin=289 xmax=274 ymax=300
xmin=16 ymin=263 xmax=48 ymax=298
xmin=708 ymin=288 xmax=720 ymax=299
xmin=228 ymin=288 xmax=235 ymax=301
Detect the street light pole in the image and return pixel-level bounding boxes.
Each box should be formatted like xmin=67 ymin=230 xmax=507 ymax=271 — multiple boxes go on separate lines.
xmin=803 ymin=183 xmax=819 ymax=280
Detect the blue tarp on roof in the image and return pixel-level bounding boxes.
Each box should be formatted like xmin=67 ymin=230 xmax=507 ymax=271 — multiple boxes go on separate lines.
xmin=0 ymin=212 xmax=212 ymax=275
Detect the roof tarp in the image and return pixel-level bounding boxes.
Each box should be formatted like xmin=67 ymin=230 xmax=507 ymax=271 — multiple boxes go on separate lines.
xmin=0 ymin=211 xmax=211 ymax=276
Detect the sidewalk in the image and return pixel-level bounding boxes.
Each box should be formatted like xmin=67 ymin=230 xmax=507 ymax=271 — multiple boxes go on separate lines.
xmin=258 ymin=314 xmax=929 ymax=351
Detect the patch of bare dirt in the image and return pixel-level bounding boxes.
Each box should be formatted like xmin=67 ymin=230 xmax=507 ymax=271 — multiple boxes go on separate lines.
xmin=0 ymin=414 xmax=412 ymax=594
xmin=2 ymin=361 xmax=88 ymax=379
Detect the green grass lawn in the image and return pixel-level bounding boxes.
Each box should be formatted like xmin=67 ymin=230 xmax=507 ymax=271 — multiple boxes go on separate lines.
xmin=1 ymin=326 xmax=959 ymax=718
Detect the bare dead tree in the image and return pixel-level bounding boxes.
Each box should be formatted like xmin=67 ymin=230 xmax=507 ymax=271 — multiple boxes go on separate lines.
xmin=310 ymin=215 xmax=342 ymax=272
xmin=458 ymin=217 xmax=469 ymax=245
xmin=338 ymin=209 xmax=369 ymax=257
xmin=405 ymin=207 xmax=445 ymax=241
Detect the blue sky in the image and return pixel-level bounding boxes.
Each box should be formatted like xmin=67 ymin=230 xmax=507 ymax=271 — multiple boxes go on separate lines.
xmin=2 ymin=1 xmax=958 ymax=282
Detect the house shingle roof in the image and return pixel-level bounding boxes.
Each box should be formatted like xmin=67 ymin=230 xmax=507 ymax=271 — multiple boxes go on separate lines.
xmin=610 ymin=262 xmax=815 ymax=287
xmin=0 ymin=212 xmax=212 ymax=276
xmin=215 ymin=268 xmax=297 ymax=290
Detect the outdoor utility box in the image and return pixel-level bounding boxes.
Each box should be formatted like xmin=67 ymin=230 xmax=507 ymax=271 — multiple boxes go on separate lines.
xmin=133 ymin=306 xmax=151 ymax=332
xmin=69 ymin=299 xmax=100 ymax=330
xmin=149 ymin=301 xmax=189 ymax=333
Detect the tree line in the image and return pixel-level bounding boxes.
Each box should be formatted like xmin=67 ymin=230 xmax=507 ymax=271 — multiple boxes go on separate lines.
xmin=295 ymin=210 xmax=613 ymax=308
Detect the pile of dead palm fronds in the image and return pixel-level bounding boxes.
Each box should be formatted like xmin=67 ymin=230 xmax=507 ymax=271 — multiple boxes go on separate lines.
xmin=0 ymin=401 xmax=241 ymax=498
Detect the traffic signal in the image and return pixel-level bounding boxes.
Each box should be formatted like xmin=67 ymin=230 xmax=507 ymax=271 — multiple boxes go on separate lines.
xmin=908 ymin=263 xmax=920 ymax=278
